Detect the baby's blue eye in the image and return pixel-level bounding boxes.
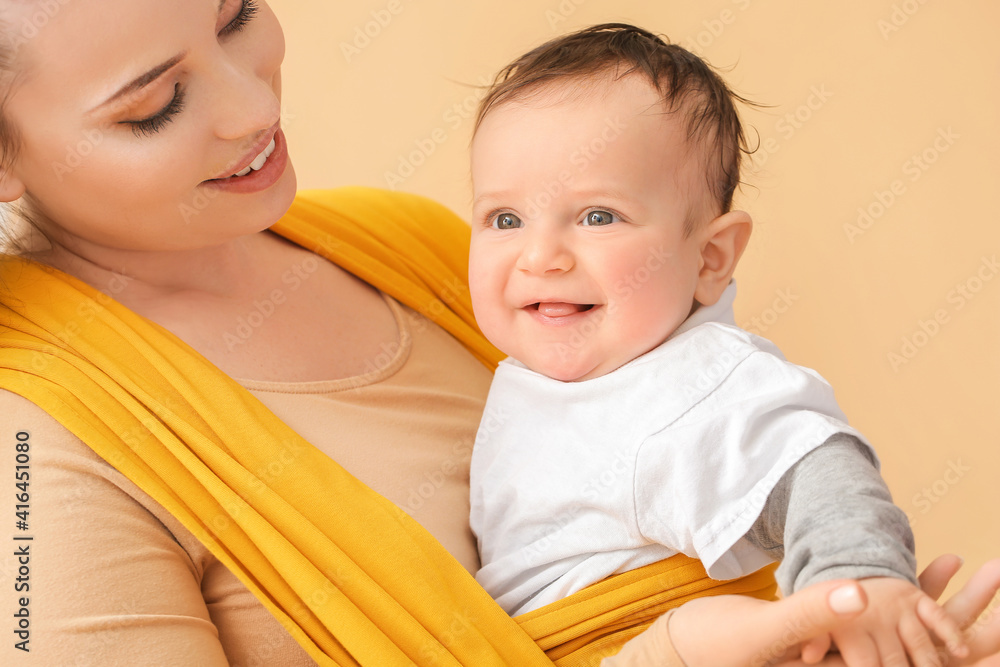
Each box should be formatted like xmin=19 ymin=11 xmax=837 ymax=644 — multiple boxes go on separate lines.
xmin=492 ymin=213 xmax=523 ymax=230
xmin=583 ymin=210 xmax=616 ymax=226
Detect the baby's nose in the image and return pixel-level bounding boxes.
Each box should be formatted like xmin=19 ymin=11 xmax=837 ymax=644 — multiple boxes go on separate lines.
xmin=516 ymin=231 xmax=575 ymax=275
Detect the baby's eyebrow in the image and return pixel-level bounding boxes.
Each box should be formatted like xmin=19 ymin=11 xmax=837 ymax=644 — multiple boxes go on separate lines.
xmin=472 ymin=191 xmax=515 ymax=210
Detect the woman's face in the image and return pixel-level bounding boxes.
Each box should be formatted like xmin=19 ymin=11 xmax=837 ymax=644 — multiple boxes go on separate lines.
xmin=1 ymin=0 xmax=295 ymax=253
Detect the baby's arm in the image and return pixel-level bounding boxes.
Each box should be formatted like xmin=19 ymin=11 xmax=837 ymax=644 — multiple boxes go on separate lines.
xmin=746 ymin=433 xmax=916 ymax=592
xmin=749 ymin=433 xmax=965 ymax=665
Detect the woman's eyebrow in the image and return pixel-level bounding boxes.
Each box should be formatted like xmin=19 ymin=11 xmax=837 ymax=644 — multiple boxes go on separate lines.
xmin=96 ymin=2 xmax=227 ymax=110
xmin=98 ymin=53 xmax=187 ymax=110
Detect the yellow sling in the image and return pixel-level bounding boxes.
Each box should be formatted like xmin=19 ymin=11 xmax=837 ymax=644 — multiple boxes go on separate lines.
xmin=0 ymin=187 xmax=775 ymax=665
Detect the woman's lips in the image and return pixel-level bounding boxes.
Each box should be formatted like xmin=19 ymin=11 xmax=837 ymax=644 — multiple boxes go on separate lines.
xmin=202 ymin=128 xmax=289 ymax=194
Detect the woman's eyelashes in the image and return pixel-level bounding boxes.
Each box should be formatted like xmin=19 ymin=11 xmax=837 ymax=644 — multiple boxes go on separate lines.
xmin=125 ymin=84 xmax=187 ymax=138
xmin=221 ymin=0 xmax=259 ymax=37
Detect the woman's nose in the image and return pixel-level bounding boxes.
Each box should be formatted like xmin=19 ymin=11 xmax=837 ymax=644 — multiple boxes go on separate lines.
xmin=515 ymin=229 xmax=575 ymax=275
xmin=209 ymin=54 xmax=282 ymax=142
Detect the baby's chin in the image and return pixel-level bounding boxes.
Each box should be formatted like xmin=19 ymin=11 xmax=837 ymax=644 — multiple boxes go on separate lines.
xmin=515 ymin=351 xmax=613 ymax=383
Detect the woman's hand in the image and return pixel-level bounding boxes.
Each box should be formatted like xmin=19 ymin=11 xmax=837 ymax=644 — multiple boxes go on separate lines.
xmin=918 ymin=555 xmax=1000 ymax=666
xmin=666 ymin=556 xmax=1000 ymax=667
xmin=668 ymin=578 xmax=869 ymax=666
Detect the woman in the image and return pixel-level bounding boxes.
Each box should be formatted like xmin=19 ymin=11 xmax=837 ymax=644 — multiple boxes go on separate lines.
xmin=0 ymin=1 xmax=996 ymax=665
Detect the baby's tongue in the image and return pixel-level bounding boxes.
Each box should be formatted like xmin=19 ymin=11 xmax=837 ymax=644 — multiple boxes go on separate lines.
xmin=537 ymin=302 xmax=585 ymax=317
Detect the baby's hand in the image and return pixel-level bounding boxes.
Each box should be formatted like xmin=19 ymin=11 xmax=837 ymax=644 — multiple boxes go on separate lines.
xmin=806 ymin=577 xmax=969 ymax=667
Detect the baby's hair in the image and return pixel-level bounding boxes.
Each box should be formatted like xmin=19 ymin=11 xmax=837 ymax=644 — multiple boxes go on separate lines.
xmin=475 ymin=23 xmax=756 ymax=227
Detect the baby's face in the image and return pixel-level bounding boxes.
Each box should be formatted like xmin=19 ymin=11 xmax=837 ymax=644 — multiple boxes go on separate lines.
xmin=470 ymin=74 xmax=711 ymax=382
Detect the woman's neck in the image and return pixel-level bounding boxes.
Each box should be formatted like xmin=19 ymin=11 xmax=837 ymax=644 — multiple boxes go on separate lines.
xmin=28 ymin=230 xmax=285 ymax=309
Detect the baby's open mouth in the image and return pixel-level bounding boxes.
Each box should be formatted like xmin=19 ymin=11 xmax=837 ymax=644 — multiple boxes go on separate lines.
xmin=528 ymin=302 xmax=595 ymax=317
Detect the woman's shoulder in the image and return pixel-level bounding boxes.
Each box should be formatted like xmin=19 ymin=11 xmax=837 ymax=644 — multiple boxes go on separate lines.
xmin=0 ymin=389 xmax=236 ymax=664
xmin=0 ymin=388 xmax=211 ymax=568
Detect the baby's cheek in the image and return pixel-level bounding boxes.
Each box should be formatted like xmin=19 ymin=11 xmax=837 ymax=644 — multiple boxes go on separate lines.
xmin=466 ymin=258 xmax=491 ymax=314
xmin=618 ymin=276 xmax=692 ymax=345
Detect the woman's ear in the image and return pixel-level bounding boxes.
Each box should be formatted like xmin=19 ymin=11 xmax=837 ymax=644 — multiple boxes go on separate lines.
xmin=693 ymin=210 xmax=752 ymax=307
xmin=0 ymin=169 xmax=26 ymax=202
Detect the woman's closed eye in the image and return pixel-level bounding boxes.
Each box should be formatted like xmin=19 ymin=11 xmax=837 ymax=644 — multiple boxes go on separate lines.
xmin=123 ymin=84 xmax=187 ymax=138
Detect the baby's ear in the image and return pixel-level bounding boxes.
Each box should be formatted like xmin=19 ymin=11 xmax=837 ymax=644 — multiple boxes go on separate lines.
xmin=694 ymin=210 xmax=752 ymax=306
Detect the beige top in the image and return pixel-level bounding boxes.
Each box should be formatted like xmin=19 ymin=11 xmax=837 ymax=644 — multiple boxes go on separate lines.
xmin=0 ymin=295 xmax=493 ymax=666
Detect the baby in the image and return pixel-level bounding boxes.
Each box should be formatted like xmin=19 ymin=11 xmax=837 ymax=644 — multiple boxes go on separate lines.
xmin=467 ymin=23 xmax=964 ymax=664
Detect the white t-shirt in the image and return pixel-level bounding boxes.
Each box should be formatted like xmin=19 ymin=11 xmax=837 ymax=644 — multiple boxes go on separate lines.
xmin=470 ymin=283 xmax=869 ymax=615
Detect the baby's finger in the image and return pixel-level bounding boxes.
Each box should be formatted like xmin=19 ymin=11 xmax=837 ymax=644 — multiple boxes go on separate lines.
xmin=874 ymin=631 xmax=916 ymax=667
xmin=831 ymin=629 xmax=880 ymax=667
xmin=801 ymin=634 xmax=831 ymax=664
xmin=899 ymin=612 xmax=944 ymax=667
xmin=919 ymin=595 xmax=970 ymax=659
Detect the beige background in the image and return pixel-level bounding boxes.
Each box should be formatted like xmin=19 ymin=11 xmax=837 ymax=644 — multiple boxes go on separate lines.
xmin=269 ymin=0 xmax=999 ymax=591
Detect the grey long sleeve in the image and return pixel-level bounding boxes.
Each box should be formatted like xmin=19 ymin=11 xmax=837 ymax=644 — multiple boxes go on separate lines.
xmin=745 ymin=433 xmax=918 ymax=594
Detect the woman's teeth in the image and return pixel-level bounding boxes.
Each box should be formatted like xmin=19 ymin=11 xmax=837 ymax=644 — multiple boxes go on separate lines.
xmin=233 ymin=137 xmax=276 ymax=177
